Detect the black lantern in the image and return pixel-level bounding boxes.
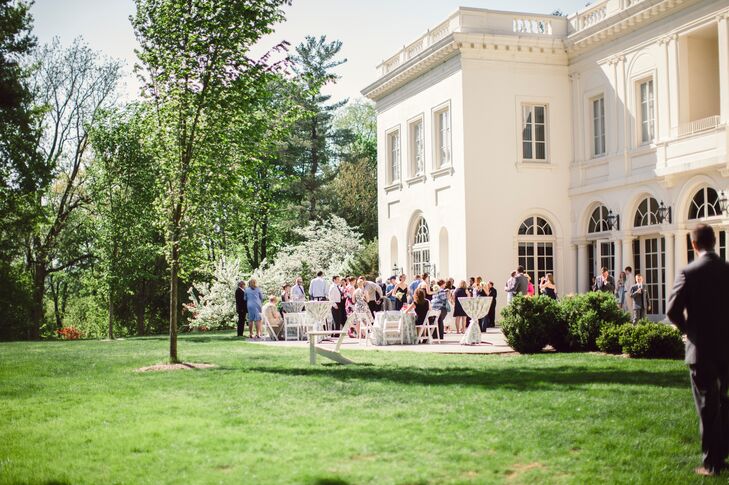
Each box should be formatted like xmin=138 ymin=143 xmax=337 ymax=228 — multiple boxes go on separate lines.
xmin=656 ymin=201 xmax=672 ymax=224
xmin=719 ymin=191 xmax=729 ymax=216
xmin=391 ymin=263 xmax=401 ymax=276
xmin=606 ymin=210 xmax=620 ymax=231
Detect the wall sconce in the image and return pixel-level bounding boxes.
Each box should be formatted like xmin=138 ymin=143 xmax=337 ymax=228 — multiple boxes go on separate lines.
xmin=656 ymin=201 xmax=672 ymax=224
xmin=719 ymin=191 xmax=729 ymax=216
xmin=606 ymin=210 xmax=620 ymax=231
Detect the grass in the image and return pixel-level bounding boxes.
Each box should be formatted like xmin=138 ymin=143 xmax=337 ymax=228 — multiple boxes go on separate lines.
xmin=0 ymin=332 xmax=714 ymax=484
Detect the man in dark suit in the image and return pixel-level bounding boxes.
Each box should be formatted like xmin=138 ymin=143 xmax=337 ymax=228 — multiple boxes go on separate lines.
xmin=667 ymin=224 xmax=729 ymax=477
xmin=235 ymin=280 xmax=247 ymax=337
xmin=592 ymin=266 xmax=615 ymax=293
xmin=629 ymin=272 xmax=651 ymax=323
xmin=513 ymin=266 xmax=529 ymax=296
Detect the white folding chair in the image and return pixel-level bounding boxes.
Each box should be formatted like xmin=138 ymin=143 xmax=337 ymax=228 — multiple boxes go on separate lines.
xmin=284 ymin=312 xmax=308 ymax=341
xmin=262 ymin=312 xmax=283 ymax=341
xmin=382 ymin=312 xmax=404 ymax=345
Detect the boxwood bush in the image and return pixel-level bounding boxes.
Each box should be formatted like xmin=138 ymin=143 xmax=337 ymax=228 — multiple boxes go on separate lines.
xmin=558 ymin=292 xmax=630 ymax=351
xmin=500 ymin=295 xmax=558 ymax=354
xmin=595 ymin=320 xmax=684 ymax=359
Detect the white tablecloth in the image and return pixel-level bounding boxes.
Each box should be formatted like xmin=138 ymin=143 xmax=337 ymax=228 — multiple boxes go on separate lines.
xmin=370 ymin=312 xmax=417 ymax=345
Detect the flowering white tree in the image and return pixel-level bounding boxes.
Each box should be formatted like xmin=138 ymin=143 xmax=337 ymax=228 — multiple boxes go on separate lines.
xmin=185 ymin=258 xmax=243 ymax=330
xmin=253 ymin=216 xmax=363 ymax=296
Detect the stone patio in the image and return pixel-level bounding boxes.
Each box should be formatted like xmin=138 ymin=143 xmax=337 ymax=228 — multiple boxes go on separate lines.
xmin=250 ymin=327 xmax=515 ymax=355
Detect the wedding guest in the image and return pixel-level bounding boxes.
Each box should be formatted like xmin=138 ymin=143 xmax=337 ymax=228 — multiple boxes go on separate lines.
xmin=408 ymin=274 xmax=422 ymax=302
xmin=262 ymin=295 xmax=283 ymax=338
xmin=468 ymin=277 xmax=476 ymax=296
xmin=384 ymin=276 xmax=397 ymax=310
xmin=539 ymin=273 xmax=557 ymax=300
xmin=344 ymin=276 xmax=356 ymax=316
xmin=592 ymin=267 xmax=615 ymax=293
xmin=363 ymin=278 xmax=384 ymax=314
xmin=291 ymin=276 xmax=306 ymax=301
xmin=309 ymin=271 xmax=327 ymax=301
xmin=392 ymin=274 xmax=409 ymax=310
xmin=431 ymin=279 xmax=448 ymax=339
xmin=422 ymin=273 xmax=434 ymax=300
xmin=504 ymin=271 xmax=517 ymax=304
xmin=514 ymin=266 xmax=529 ymax=297
xmin=624 ymin=266 xmax=635 ymax=312
xmin=376 ymin=277 xmax=386 ymax=297
xmin=281 ymin=284 xmax=291 ymax=303
xmin=475 ymin=282 xmax=488 ymax=331
xmin=329 ymin=275 xmax=345 ymax=330
xmin=447 ymin=277 xmax=455 ymax=290
xmin=403 ymin=287 xmax=431 ymax=327
xmin=616 ymin=271 xmax=627 ymax=308
xmin=245 ymin=278 xmax=264 ymax=339
xmin=352 ymin=280 xmax=371 ymax=338
xmin=526 ymin=275 xmax=535 ymax=297
xmin=235 ymin=280 xmax=247 ymax=338
xmin=485 ymin=281 xmax=497 ymax=328
xmin=629 ymin=273 xmax=651 ymax=323
xmin=453 ymin=280 xmax=469 ymax=333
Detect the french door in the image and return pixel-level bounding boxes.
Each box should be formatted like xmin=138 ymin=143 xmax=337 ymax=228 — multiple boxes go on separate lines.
xmin=634 ymin=236 xmax=665 ymax=315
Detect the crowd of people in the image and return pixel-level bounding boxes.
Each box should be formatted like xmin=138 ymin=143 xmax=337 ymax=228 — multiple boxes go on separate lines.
xmin=232 ymin=263 xmax=657 ymax=338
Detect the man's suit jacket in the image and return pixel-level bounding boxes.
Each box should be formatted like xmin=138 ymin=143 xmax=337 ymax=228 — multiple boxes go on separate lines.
xmin=513 ymin=274 xmax=529 ymax=296
xmin=592 ymin=275 xmax=615 ymax=293
xmin=235 ymin=287 xmax=246 ymax=314
xmin=629 ymin=284 xmax=650 ymax=311
xmin=667 ymin=252 xmax=729 ymax=365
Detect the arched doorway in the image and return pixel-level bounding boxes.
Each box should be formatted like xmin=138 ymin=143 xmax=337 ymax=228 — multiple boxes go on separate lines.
xmin=517 ymin=216 xmax=556 ymax=287
xmin=410 ymin=216 xmax=430 ymax=276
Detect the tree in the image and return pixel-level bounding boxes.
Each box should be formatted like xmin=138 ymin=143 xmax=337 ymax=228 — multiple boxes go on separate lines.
xmin=88 ymin=104 xmax=161 ymax=339
xmin=330 ymin=100 xmax=377 ymax=240
xmin=131 ymin=0 xmax=291 ymax=362
xmin=25 ymin=38 xmax=121 ymax=339
xmin=0 ymin=0 xmax=45 ymax=340
xmin=184 ymin=258 xmax=243 ymax=331
xmin=287 ymin=35 xmax=347 ymax=221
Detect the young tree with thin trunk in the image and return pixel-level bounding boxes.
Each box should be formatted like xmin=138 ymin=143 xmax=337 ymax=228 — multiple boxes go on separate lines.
xmin=131 ymin=0 xmax=291 ymax=362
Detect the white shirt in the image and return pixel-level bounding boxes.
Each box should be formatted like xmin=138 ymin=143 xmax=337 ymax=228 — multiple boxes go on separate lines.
xmin=291 ymin=284 xmax=306 ymax=301
xmin=328 ymin=284 xmax=342 ymax=303
xmin=309 ymin=277 xmax=327 ymax=299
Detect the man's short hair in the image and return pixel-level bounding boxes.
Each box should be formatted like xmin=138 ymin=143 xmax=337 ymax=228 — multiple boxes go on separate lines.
xmin=625 ymin=266 xmax=632 ymax=272
xmin=635 ymin=272 xmax=642 ymax=278
xmin=331 ymin=275 xmax=339 ymax=281
xmin=316 ymin=271 xmax=323 ymax=277
xmin=238 ymin=280 xmax=245 ymax=287
xmin=691 ymin=223 xmax=716 ymax=252
xmin=517 ymin=266 xmax=525 ymax=273
xmin=601 ymin=266 xmax=609 ymax=273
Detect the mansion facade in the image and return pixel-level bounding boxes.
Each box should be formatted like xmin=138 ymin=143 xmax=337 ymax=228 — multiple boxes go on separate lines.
xmin=362 ymin=0 xmax=729 ymax=319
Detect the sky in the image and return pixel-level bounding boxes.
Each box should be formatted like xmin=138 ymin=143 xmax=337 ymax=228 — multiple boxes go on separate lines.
xmin=30 ymin=0 xmax=589 ymax=102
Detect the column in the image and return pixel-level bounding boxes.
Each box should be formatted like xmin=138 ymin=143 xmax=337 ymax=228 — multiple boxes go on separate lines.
xmin=675 ymin=230 xmax=688 ymax=273
xmin=577 ymin=243 xmax=588 ymax=293
xmin=569 ymin=244 xmax=578 ymax=295
xmin=664 ymin=233 xmax=675 ymax=301
xmin=622 ymin=237 xmax=633 ymax=271
xmin=667 ymin=35 xmax=680 ymax=138
xmin=614 ymin=238 xmax=623 ymax=275
xmin=718 ymin=14 xmax=729 ymax=124
xmin=658 ymin=37 xmax=671 ymax=142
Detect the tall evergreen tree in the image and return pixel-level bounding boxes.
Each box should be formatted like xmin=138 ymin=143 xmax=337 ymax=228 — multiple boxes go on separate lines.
xmin=287 ymin=35 xmax=347 ymax=221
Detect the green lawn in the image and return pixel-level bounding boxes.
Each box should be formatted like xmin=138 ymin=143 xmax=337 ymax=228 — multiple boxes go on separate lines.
xmin=0 ymin=333 xmax=715 ymax=484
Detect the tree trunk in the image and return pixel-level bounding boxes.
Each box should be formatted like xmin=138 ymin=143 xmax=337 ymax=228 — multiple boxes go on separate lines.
xmin=29 ymin=254 xmax=47 ymax=340
xmin=135 ymin=281 xmax=146 ymax=336
xmin=169 ymin=241 xmax=179 ymax=363
xmin=49 ymin=277 xmax=62 ymax=329
xmin=308 ymin=120 xmax=319 ymax=220
xmin=108 ymin=286 xmax=114 ymax=340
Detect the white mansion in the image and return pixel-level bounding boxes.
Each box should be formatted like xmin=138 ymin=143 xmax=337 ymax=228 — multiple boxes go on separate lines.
xmin=362 ymin=0 xmax=729 ymax=319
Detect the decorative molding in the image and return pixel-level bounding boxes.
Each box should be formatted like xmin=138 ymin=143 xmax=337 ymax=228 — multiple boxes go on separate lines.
xmin=429 ymin=166 xmax=454 ymax=180
xmin=405 ymin=174 xmax=427 ymax=186
xmin=384 ymin=182 xmax=402 ymax=194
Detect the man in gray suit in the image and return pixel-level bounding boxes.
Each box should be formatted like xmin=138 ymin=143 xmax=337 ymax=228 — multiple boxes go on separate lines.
xmin=629 ymin=272 xmax=651 ymax=323
xmin=592 ymin=266 xmax=615 ymax=293
xmin=667 ymin=224 xmax=729 ymax=477
xmin=513 ymin=266 xmax=529 ymax=297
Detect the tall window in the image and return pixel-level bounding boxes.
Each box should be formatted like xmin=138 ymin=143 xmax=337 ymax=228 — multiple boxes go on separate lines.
xmin=639 ymin=79 xmax=654 ymax=144
xmin=592 ymin=96 xmax=605 ymax=157
xmin=411 ymin=217 xmax=430 ymax=276
xmin=688 ymin=187 xmax=721 ymax=220
xmin=434 ymin=108 xmax=451 ymax=168
xmin=517 ymin=216 xmax=555 ymax=287
xmin=387 ymin=130 xmax=400 ymax=183
xmin=634 ymin=197 xmax=659 ymax=227
xmin=409 ymin=119 xmax=424 ymax=176
xmin=588 ymin=206 xmax=610 ymax=234
xmin=522 ymin=104 xmax=547 ymax=161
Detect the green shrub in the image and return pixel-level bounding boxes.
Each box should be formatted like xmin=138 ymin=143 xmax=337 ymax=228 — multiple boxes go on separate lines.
xmin=558 ymin=292 xmax=630 ymax=351
xmin=596 ymin=323 xmax=627 ymax=354
xmin=500 ymin=295 xmax=558 ymax=354
xmin=619 ymin=321 xmax=684 ymax=359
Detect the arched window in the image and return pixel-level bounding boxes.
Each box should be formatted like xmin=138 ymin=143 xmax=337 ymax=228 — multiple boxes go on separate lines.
xmin=588 ymin=206 xmax=610 ymax=234
xmin=634 ymin=197 xmax=659 ymax=227
xmin=517 ymin=216 xmax=555 ymax=288
xmin=411 ymin=217 xmax=430 ymax=276
xmin=688 ymin=187 xmax=721 ymax=220
xmin=519 ymin=216 xmax=553 ymax=236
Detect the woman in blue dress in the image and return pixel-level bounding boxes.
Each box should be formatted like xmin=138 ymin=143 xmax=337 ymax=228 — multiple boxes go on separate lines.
xmin=245 ymin=278 xmax=264 ymax=339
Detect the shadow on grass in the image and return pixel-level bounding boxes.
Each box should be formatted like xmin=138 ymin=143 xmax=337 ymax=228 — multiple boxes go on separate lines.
xmin=246 ymin=363 xmax=688 ymax=391
xmin=135 ymin=333 xmax=242 ymax=343
xmin=308 ymin=478 xmax=352 ymax=485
